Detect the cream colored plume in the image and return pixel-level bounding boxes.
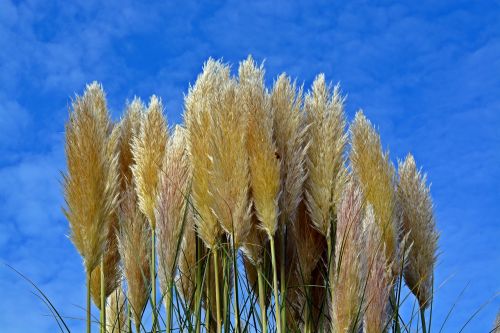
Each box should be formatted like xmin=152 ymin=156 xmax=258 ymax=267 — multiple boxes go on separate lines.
xmin=350 ymin=111 xmax=399 ymax=274
xmin=131 ymin=95 xmax=168 ymax=230
xmin=118 ymin=98 xmax=144 ymax=190
xmin=117 ymin=185 xmax=151 ymax=328
xmin=304 ymin=74 xmax=347 ymax=237
xmin=332 ymin=181 xmax=364 ymax=333
xmin=156 ymin=125 xmax=191 ymax=295
xmin=271 ymin=74 xmax=307 ymax=225
xmin=239 ymin=56 xmax=280 ymax=238
xmin=106 ymin=286 xmax=127 ymax=333
xmin=184 ymin=59 xmax=229 ymax=249
xmin=209 ymin=75 xmax=251 ymax=247
xmin=63 ymin=82 xmax=119 ymax=274
xmin=397 ymin=154 xmax=438 ymax=308
xmin=493 ymin=309 xmax=500 ymax=333
xmin=91 ymin=123 xmax=122 ymax=308
xmin=363 ymin=205 xmax=391 ymax=333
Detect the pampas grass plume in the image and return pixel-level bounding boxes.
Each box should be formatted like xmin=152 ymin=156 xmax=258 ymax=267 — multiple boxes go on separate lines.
xmin=363 ymin=205 xmax=392 ymax=333
xmin=397 ymin=154 xmax=438 ymax=308
xmin=350 ymin=111 xmax=399 ymax=274
xmin=304 ymin=74 xmax=347 ymax=237
xmin=332 ymin=181 xmax=365 ymax=333
xmin=117 ymin=185 xmax=151 ymax=329
xmin=184 ymin=59 xmax=229 ymax=249
xmin=131 ymin=95 xmax=168 ymax=230
xmin=63 ymin=81 xmax=119 ymax=274
xmin=156 ymin=125 xmax=190 ymax=294
xmin=270 ymin=74 xmax=307 ymax=225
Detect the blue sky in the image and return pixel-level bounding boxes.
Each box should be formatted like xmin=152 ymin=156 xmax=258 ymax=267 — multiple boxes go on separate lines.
xmin=0 ymin=0 xmax=499 ymax=331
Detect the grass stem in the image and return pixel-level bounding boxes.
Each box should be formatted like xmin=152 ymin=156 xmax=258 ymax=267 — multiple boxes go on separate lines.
xmin=213 ymin=249 xmax=222 ymax=333
xmin=269 ymin=235 xmax=282 ymax=333
xmin=87 ymin=271 xmax=91 ymax=333
xmin=279 ymin=227 xmax=286 ymax=332
xmin=151 ymin=231 xmax=157 ymax=333
xmin=100 ymin=259 xmax=106 ymax=333
xmin=420 ymin=307 xmax=427 ymax=333
xmin=257 ymin=264 xmax=268 ymax=333
xmin=231 ymin=239 xmax=241 ymax=333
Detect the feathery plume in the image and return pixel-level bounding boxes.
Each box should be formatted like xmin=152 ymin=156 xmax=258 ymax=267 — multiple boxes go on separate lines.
xmin=331 ymin=181 xmax=364 ymax=333
xmin=363 ymin=205 xmax=392 ymax=333
xmin=91 ymin=123 xmax=122 ymax=309
xmin=131 ymin=95 xmax=168 ymax=230
xmin=398 ymin=154 xmax=438 ymax=308
xmin=271 ymin=74 xmax=307 ymax=225
xmin=118 ymin=99 xmax=144 ymax=190
xmin=184 ymin=59 xmax=229 ymax=249
xmin=209 ymin=75 xmax=251 ymax=247
xmin=240 ymin=56 xmax=280 ymax=238
xmin=106 ymin=287 xmax=127 ymax=333
xmin=156 ymin=125 xmax=190 ymax=296
xmin=304 ymin=74 xmax=347 ymax=237
xmin=350 ymin=111 xmax=399 ymax=274
xmin=117 ymin=186 xmax=151 ymax=329
xmin=63 ymin=81 xmax=119 ymax=274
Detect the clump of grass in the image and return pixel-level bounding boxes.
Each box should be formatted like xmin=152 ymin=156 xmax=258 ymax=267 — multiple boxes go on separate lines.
xmin=60 ymin=57 xmax=450 ymax=333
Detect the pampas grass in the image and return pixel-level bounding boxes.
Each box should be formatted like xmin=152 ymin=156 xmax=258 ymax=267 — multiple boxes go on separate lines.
xmin=156 ymin=125 xmax=190 ymax=332
xmin=117 ymin=185 xmax=151 ymax=332
xmin=131 ymin=96 xmax=168 ymax=332
xmin=61 ymin=57 xmax=445 ymax=333
xmin=239 ymin=56 xmax=280 ymax=333
xmin=350 ymin=111 xmax=400 ymax=276
xmin=331 ymin=181 xmax=364 ymax=333
xmin=63 ymin=82 xmax=119 ymax=333
xmin=363 ymin=205 xmax=392 ymax=333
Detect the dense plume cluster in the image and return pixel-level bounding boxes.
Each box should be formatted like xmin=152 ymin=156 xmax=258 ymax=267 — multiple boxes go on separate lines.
xmin=63 ymin=56 xmax=438 ymax=333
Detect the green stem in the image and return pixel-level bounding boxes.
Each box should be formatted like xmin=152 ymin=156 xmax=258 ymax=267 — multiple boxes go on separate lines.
xmin=127 ymin=302 xmax=132 ymax=333
xmin=101 ymin=260 xmax=106 ymax=333
xmin=231 ymin=239 xmax=241 ymax=333
xmin=213 ymin=249 xmax=222 ymax=333
xmin=257 ymin=264 xmax=268 ymax=333
xmin=222 ymin=248 xmax=229 ymax=333
xmin=195 ymin=236 xmax=202 ymax=333
xmin=166 ymin=282 xmax=172 ymax=333
xmin=135 ymin=322 xmax=141 ymax=333
xmin=269 ymin=235 xmax=282 ymax=333
xmin=151 ymin=231 xmax=157 ymax=333
xmin=420 ymin=307 xmax=427 ymax=333
xmin=279 ymin=227 xmax=286 ymax=332
xmin=87 ymin=271 xmax=91 ymax=333
xmin=327 ymin=233 xmax=333 ymax=309
xmin=391 ymin=289 xmax=401 ymax=333
xmin=206 ymin=254 xmax=211 ymax=332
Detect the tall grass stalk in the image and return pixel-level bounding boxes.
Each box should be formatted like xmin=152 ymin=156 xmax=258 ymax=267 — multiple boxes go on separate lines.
xmin=213 ymin=249 xmax=222 ymax=333
xmin=269 ymin=236 xmax=282 ymax=333
xmin=87 ymin=272 xmax=91 ymax=333
xmin=100 ymin=259 xmax=106 ymax=333
xmin=257 ymin=264 xmax=268 ymax=333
